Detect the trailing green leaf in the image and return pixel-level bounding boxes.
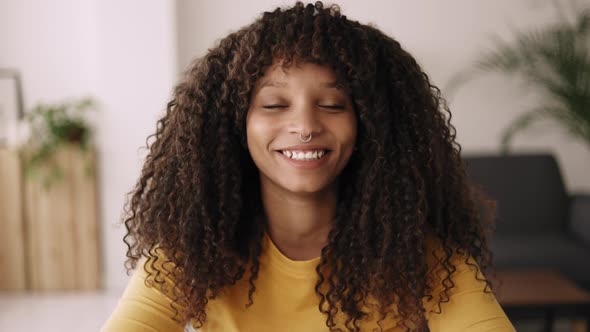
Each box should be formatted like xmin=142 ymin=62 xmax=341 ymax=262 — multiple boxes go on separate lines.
xmin=18 ymin=97 xmax=98 ymax=191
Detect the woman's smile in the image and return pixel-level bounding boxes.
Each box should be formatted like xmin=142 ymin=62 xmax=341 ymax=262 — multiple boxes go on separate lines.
xmin=275 ymin=149 xmax=332 ymax=169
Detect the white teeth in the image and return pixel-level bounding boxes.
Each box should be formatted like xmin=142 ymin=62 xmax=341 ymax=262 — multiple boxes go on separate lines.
xmin=281 ymin=149 xmax=328 ymax=161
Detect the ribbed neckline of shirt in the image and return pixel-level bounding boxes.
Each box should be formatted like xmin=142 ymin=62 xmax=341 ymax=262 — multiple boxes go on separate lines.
xmin=262 ymin=230 xmax=322 ymax=279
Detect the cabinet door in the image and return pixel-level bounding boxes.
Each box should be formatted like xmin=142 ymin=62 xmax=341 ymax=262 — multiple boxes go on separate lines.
xmin=0 ymin=147 xmax=26 ymax=290
xmin=25 ymin=144 xmax=100 ymax=290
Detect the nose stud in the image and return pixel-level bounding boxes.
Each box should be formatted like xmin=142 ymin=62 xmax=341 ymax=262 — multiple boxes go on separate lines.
xmin=299 ymin=132 xmax=312 ymax=143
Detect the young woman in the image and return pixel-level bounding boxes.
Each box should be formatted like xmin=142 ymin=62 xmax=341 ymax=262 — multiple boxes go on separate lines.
xmin=101 ymin=2 xmax=515 ymax=331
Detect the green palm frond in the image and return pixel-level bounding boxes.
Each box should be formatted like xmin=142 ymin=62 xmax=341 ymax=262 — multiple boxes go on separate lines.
xmin=446 ymin=2 xmax=590 ymax=153
xmin=499 ymin=107 xmax=554 ymax=154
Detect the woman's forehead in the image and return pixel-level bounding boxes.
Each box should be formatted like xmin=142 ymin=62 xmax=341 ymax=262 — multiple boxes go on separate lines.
xmin=249 ymin=57 xmax=351 ymax=96
xmin=252 ymin=72 xmax=347 ymax=99
xmin=254 ymin=61 xmax=339 ymax=89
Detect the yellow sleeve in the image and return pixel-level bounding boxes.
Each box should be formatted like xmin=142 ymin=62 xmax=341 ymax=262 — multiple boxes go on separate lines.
xmin=425 ymin=249 xmax=516 ymax=332
xmin=100 ymin=253 xmax=187 ymax=332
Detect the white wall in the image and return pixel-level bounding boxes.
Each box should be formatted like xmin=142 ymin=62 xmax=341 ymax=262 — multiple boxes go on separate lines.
xmin=178 ymin=0 xmax=590 ymax=193
xmin=0 ymin=0 xmax=98 ymax=104
xmin=95 ymin=0 xmax=177 ymax=291
xmin=1 ymin=0 xmax=177 ymax=291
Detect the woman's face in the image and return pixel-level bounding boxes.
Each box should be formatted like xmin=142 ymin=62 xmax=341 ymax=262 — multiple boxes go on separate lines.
xmin=246 ymin=61 xmax=357 ymax=195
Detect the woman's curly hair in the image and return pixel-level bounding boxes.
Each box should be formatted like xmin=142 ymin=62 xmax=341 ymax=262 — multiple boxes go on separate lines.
xmin=121 ymin=1 xmax=499 ymax=331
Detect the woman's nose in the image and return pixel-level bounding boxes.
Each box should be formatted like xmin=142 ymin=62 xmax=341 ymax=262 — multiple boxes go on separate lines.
xmin=288 ymin=103 xmax=323 ymax=136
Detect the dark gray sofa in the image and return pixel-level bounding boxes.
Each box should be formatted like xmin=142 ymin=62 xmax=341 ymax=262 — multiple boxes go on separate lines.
xmin=463 ymin=153 xmax=590 ymax=291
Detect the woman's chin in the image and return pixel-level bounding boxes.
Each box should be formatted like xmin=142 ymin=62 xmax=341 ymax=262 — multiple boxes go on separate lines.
xmin=280 ymin=180 xmax=335 ymax=195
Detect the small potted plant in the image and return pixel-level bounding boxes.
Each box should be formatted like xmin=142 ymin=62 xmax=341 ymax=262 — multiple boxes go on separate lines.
xmin=18 ymin=97 xmax=98 ymax=190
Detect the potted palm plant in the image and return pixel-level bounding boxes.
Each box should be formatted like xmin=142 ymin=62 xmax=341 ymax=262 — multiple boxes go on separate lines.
xmin=445 ymin=2 xmax=590 ymax=154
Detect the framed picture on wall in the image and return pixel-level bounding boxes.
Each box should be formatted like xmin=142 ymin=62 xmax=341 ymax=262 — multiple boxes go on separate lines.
xmin=0 ymin=69 xmax=24 ymax=148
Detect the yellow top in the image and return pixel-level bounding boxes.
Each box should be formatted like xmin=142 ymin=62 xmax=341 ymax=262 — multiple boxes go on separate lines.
xmin=101 ymin=231 xmax=515 ymax=332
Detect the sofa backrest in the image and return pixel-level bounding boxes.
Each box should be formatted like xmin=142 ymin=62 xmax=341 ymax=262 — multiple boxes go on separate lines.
xmin=463 ymin=153 xmax=569 ymax=234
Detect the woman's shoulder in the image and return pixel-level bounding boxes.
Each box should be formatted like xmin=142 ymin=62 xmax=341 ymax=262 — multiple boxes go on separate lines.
xmin=100 ymin=247 xmax=187 ymax=332
xmin=138 ymin=245 xmax=185 ymax=287
xmin=423 ymin=228 xmax=479 ymax=274
xmin=421 ymin=232 xmax=515 ymax=331
xmin=422 ymin=229 xmax=490 ymax=301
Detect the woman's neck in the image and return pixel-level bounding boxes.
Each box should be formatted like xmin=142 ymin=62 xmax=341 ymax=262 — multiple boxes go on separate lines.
xmin=259 ymin=177 xmax=338 ymax=260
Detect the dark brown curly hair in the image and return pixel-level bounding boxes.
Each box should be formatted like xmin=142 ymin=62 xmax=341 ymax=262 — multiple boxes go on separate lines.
xmin=121 ymin=1 xmax=499 ymax=331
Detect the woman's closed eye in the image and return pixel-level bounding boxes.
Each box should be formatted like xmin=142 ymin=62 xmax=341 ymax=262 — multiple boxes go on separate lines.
xmin=262 ymin=105 xmax=287 ymax=109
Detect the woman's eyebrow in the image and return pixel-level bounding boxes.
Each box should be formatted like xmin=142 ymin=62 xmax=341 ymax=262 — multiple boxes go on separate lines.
xmin=251 ymin=80 xmax=285 ymax=95
xmin=256 ymin=80 xmax=342 ymax=92
xmin=258 ymin=80 xmax=288 ymax=90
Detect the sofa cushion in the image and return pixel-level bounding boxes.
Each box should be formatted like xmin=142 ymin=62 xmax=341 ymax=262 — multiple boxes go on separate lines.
xmin=570 ymin=194 xmax=590 ymax=245
xmin=492 ymin=233 xmax=590 ymax=284
xmin=464 ymin=154 xmax=570 ymax=234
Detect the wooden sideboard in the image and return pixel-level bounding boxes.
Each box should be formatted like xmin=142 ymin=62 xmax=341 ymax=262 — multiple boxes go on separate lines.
xmin=0 ymin=144 xmax=101 ymax=291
